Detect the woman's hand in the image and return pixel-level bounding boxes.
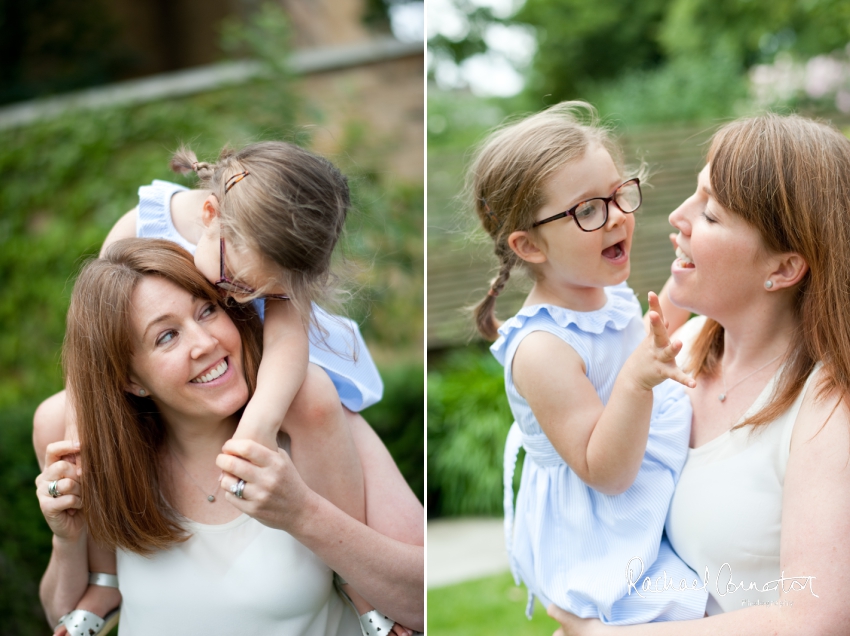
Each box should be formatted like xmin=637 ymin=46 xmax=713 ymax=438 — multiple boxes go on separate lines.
xmin=36 ymin=440 xmax=85 ymax=541
xmin=216 ymin=438 xmax=313 ymax=531
xmin=548 ymin=605 xmax=606 ymax=636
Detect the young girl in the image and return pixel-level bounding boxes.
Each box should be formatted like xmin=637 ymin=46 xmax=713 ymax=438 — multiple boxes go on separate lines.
xmin=41 ymin=141 xmax=401 ymax=636
xmin=470 ymin=102 xmax=708 ymax=624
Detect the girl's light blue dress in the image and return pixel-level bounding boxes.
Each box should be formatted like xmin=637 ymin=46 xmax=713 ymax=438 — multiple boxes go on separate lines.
xmin=136 ymin=179 xmax=383 ymax=412
xmin=492 ymin=283 xmax=707 ymax=623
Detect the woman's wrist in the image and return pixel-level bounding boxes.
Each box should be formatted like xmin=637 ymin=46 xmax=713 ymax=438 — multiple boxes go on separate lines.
xmin=286 ymin=486 xmax=326 ymax=538
xmin=52 ymin=530 xmax=86 ymax=551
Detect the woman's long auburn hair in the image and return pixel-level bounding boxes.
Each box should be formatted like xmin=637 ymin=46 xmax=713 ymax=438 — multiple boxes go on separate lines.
xmin=687 ymin=114 xmax=850 ymax=428
xmin=63 ymin=238 xmax=263 ymax=554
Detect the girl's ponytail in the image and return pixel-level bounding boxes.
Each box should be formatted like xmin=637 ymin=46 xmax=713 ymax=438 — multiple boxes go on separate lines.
xmin=170 ymin=146 xmax=216 ymax=183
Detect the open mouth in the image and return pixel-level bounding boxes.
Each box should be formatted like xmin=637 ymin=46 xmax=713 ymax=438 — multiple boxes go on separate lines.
xmin=602 ymin=241 xmax=627 ymax=262
xmin=190 ymin=358 xmax=229 ymax=384
xmin=675 ymin=247 xmax=695 ymax=269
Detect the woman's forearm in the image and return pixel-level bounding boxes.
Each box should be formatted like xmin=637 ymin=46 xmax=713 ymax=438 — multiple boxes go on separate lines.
xmin=39 ymin=533 xmax=89 ymax=626
xmin=291 ymin=490 xmax=424 ymax=631
xmin=560 ymin=602 xmax=839 ymax=636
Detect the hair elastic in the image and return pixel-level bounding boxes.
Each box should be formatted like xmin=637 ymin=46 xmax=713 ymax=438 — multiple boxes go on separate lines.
xmin=481 ymin=198 xmax=499 ymax=223
xmin=487 ymin=288 xmax=499 ymax=297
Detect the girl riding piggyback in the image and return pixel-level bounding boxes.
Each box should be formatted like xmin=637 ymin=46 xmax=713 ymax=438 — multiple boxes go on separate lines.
xmin=470 ymin=102 xmax=707 ymax=624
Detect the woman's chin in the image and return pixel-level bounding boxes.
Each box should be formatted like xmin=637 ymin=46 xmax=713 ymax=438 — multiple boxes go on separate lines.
xmin=667 ymin=283 xmax=698 ymax=314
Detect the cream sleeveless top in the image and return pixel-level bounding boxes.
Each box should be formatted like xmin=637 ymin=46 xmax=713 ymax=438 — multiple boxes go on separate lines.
xmin=116 ymin=513 xmax=360 ymax=635
xmin=666 ymin=316 xmax=820 ymax=615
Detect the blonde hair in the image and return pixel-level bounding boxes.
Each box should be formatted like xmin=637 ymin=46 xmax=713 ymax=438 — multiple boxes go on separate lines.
xmin=64 ymin=239 xmax=263 ymax=554
xmin=467 ymin=101 xmax=629 ymax=340
xmin=171 ymin=141 xmax=350 ymax=325
xmin=686 ymin=113 xmax=850 ymax=428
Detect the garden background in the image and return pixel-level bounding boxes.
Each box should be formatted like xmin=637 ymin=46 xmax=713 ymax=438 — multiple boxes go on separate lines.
xmin=426 ymin=0 xmax=850 ymax=633
xmin=0 ymin=1 xmax=423 ymax=634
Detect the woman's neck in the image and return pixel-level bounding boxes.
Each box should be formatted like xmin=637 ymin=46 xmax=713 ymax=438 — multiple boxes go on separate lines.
xmin=162 ymin=413 xmax=238 ymax=460
xmin=715 ymin=296 xmax=797 ymax=370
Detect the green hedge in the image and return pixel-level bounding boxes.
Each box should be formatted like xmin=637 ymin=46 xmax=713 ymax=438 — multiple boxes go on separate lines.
xmin=427 ymin=345 xmax=523 ymax=518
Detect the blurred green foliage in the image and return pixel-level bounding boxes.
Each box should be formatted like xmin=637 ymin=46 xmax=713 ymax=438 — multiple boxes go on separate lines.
xmin=430 ymin=0 xmax=850 ymax=126
xmin=427 ymin=345 xmax=523 ymax=517
xmin=516 ymin=0 xmax=669 ymax=101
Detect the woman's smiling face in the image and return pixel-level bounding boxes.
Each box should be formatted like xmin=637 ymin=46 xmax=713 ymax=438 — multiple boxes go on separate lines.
xmin=126 ymin=276 xmax=249 ymax=425
xmin=668 ymin=164 xmax=773 ymax=319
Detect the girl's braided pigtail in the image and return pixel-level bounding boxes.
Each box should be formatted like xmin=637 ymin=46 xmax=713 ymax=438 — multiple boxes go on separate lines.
xmin=474 ymin=253 xmax=515 ymax=341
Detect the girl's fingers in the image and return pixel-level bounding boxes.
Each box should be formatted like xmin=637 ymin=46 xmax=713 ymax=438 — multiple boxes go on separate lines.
xmin=670 ymin=369 xmax=696 ymax=388
xmin=660 ymin=339 xmax=683 ymax=362
xmin=648 ymin=291 xmax=665 ymax=322
xmin=648 ymin=312 xmax=670 ymax=348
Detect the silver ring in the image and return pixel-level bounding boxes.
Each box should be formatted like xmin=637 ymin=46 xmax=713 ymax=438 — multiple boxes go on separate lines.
xmin=48 ymin=480 xmax=61 ymax=498
xmin=234 ymin=479 xmax=246 ymax=499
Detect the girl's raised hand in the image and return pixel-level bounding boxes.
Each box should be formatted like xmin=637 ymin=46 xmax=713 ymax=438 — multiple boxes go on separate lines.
xmin=36 ymin=440 xmax=85 ymax=541
xmin=628 ymin=292 xmax=696 ymax=392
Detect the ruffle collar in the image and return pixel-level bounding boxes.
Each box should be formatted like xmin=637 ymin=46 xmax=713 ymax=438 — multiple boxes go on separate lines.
xmin=491 ymin=283 xmax=640 ymax=357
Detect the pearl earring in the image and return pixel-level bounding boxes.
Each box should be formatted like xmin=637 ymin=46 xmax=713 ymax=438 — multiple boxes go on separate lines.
xmin=764 ymin=280 xmax=773 ymax=289
xmin=139 ymin=389 xmax=146 ymax=396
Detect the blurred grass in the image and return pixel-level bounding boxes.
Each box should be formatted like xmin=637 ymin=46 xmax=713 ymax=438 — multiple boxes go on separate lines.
xmin=428 ymin=572 xmax=555 ymax=635
xmin=0 ymin=75 xmax=422 ymax=635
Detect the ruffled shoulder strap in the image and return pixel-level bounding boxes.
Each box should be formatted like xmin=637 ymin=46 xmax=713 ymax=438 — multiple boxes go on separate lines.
xmin=136 ymin=180 xmax=194 ymax=253
xmin=491 ymin=284 xmax=641 ymax=366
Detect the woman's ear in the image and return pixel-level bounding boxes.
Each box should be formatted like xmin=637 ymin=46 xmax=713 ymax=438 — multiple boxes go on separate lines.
xmin=201 ymin=195 xmax=220 ymax=229
xmin=508 ymin=230 xmax=547 ymax=265
xmin=125 ymin=377 xmax=149 ymax=398
xmin=766 ymin=252 xmax=809 ymax=290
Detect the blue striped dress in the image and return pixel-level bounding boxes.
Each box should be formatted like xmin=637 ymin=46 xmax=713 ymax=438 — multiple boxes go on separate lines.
xmin=492 ymin=283 xmax=707 ymax=623
xmin=136 ymin=179 xmax=383 ymax=412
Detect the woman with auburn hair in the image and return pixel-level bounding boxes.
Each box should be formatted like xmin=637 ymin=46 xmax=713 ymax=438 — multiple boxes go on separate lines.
xmin=35 ymin=239 xmax=422 ymax=635
xmin=549 ymin=113 xmax=850 ymax=634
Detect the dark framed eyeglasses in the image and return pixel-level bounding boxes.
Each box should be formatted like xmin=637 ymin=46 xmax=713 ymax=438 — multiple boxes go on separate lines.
xmin=215 ymin=234 xmax=289 ymax=300
xmin=532 ymin=178 xmax=642 ymax=232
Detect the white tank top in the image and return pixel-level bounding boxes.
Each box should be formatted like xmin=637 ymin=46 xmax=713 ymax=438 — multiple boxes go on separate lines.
xmin=666 ymin=316 xmax=820 ymax=615
xmin=116 ymin=513 xmax=360 ymax=635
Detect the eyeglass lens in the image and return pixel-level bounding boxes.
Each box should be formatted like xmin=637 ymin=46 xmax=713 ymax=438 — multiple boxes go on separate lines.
xmin=574 ymin=180 xmax=641 ymax=231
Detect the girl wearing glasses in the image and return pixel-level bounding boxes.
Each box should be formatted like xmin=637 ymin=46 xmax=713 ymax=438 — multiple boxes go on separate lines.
xmin=470 ymin=102 xmax=706 ymax=624
xmin=36 ymin=142 xmax=421 ymax=636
